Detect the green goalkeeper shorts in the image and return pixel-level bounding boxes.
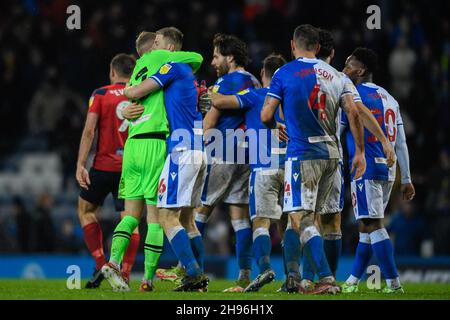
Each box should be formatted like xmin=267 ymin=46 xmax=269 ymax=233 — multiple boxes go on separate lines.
xmin=119 ymin=135 xmax=167 ymax=205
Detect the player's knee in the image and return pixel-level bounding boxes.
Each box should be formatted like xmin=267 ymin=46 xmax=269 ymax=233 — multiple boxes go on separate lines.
xmin=229 ymin=204 xmax=249 ymax=221
xmin=77 ymin=198 xmax=97 ymax=222
xmin=320 ymin=213 xmax=341 ymax=235
xmin=252 ymin=217 xmax=271 ymax=230
xmin=361 ymin=218 xmax=383 ymax=233
xmin=288 ymin=213 xmax=302 ymax=231
xmin=158 ymin=208 xmax=176 ymax=229
xmin=195 ymin=205 xmax=212 ymax=216
xmin=180 ymin=213 xmax=197 ymax=233
xmin=231 ymin=218 xmax=251 ymax=233
xmin=300 ymin=211 xmax=315 ymax=229
xmin=253 ymin=226 xmax=270 ymax=242
xmin=299 ymin=212 xmax=321 ymax=245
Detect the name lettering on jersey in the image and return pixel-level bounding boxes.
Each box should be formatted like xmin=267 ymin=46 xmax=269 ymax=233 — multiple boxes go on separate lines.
xmin=294 ymin=68 xmax=315 ymax=78
xmin=109 ymin=89 xmax=124 ymax=96
xmin=170 ymin=172 xmax=177 ymax=181
xmin=314 ymin=68 xmax=334 ymax=81
xmin=367 ymin=92 xmax=387 ymax=101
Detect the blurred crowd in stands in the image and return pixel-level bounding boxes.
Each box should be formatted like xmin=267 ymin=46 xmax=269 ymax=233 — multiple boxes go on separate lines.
xmin=0 ymin=0 xmax=449 ymax=257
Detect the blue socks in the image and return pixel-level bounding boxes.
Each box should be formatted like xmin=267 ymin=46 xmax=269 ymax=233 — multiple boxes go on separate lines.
xmin=323 ymin=234 xmax=342 ymax=276
xmin=370 ymin=228 xmax=399 ymax=283
xmin=189 ymin=232 xmax=205 ymax=271
xmin=253 ymin=228 xmax=271 ymax=273
xmin=283 ymin=228 xmax=301 ymax=274
xmin=302 ymin=249 xmax=315 ymax=281
xmin=167 ymin=226 xmax=201 ymax=277
xmin=232 ymin=219 xmax=253 ymax=271
xmin=301 ymin=226 xmax=332 ymax=279
xmin=194 ymin=212 xmax=208 ymax=237
xmin=348 ymin=233 xmax=373 ymax=283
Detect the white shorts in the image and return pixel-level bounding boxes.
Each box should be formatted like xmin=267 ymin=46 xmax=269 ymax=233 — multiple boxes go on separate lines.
xmin=249 ymin=168 xmax=284 ymax=220
xmin=283 ymin=158 xmax=339 ymax=214
xmin=201 ymin=160 xmax=250 ymax=206
xmin=157 ymin=150 xmax=207 ymax=208
xmin=319 ymin=160 xmax=344 ymax=215
xmin=351 ymin=179 xmax=394 ymax=220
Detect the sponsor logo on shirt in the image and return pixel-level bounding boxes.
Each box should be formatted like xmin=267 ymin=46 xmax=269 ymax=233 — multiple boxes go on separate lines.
xmin=159 ymin=64 xmax=172 ymax=75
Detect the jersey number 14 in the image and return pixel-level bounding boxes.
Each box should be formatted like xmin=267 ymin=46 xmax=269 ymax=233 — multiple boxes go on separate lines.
xmin=308 ymin=84 xmax=327 ymax=120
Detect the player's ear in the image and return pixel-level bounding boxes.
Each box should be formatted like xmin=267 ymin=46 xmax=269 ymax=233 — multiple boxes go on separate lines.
xmin=226 ymin=55 xmax=234 ymax=65
xmin=315 ymin=44 xmax=321 ymax=55
xmin=330 ymin=49 xmax=335 ymax=60
xmin=110 ymin=66 xmax=115 ymax=79
xmin=358 ymin=68 xmax=366 ymax=77
xmin=260 ymin=68 xmax=265 ymax=80
xmin=290 ymin=40 xmax=295 ymax=54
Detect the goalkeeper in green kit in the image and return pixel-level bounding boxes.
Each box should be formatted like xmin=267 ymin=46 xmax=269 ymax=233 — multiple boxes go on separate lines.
xmin=101 ymin=28 xmax=203 ymax=292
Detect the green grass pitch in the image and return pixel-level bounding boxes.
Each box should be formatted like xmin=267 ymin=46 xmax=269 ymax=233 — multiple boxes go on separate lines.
xmin=0 ymin=279 xmax=449 ymax=300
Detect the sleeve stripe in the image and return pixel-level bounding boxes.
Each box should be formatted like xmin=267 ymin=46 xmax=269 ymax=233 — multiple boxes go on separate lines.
xmin=267 ymin=92 xmax=282 ymax=100
xmin=235 ymin=95 xmax=244 ymax=108
xmin=150 ymin=76 xmax=163 ymax=87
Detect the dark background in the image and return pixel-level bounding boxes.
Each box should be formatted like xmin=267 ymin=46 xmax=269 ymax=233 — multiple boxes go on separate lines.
xmin=0 ymin=0 xmax=448 ymax=259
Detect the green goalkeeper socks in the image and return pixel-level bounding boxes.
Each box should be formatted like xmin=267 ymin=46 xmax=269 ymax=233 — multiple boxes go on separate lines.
xmin=110 ymin=215 xmax=140 ymax=265
xmin=144 ymin=223 xmax=164 ymax=280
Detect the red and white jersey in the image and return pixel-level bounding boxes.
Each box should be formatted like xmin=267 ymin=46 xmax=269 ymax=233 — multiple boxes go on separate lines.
xmin=88 ymin=83 xmax=129 ymax=172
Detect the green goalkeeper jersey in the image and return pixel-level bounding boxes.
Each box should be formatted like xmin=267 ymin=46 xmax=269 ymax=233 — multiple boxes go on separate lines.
xmin=127 ymin=50 xmax=203 ymax=138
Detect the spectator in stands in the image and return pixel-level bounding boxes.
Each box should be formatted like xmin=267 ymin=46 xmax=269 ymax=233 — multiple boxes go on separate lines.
xmin=27 ymin=68 xmax=84 ymax=151
xmin=389 ymin=37 xmax=417 ymax=100
xmin=388 ymin=196 xmax=431 ymax=256
xmin=34 ymin=193 xmax=56 ymax=252
xmin=57 ymin=219 xmax=83 ymax=253
xmin=12 ymin=196 xmax=31 ymax=252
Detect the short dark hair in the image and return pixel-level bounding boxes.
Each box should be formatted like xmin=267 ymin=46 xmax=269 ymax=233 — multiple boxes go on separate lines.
xmin=293 ymin=24 xmax=319 ymax=51
xmin=213 ymin=33 xmax=250 ymax=67
xmin=156 ymin=27 xmax=184 ymax=51
xmin=111 ymin=53 xmax=136 ymax=78
xmin=136 ymin=31 xmax=156 ymax=56
xmin=317 ymin=28 xmax=335 ymax=59
xmin=263 ymin=53 xmax=287 ymax=78
xmin=351 ymin=47 xmax=378 ymax=74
